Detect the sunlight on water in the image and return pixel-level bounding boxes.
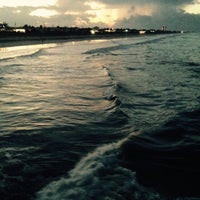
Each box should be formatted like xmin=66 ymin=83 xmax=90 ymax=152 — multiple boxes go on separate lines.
xmin=0 ymin=43 xmax=57 ymax=60
xmin=0 ymin=39 xmax=120 ymax=133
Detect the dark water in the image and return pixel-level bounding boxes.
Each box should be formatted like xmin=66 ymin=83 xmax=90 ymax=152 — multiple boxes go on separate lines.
xmin=0 ymin=33 xmax=200 ymax=200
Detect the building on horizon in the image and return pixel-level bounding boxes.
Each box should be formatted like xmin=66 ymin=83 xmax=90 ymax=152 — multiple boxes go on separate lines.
xmin=162 ymin=25 xmax=167 ymax=31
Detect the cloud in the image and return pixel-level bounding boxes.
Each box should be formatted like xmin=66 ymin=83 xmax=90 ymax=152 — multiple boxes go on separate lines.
xmin=13 ymin=10 xmax=22 ymax=14
xmin=98 ymin=0 xmax=194 ymax=5
xmin=183 ymin=0 xmax=200 ymax=14
xmin=84 ymin=1 xmax=129 ymax=26
xmin=0 ymin=0 xmax=200 ymax=31
xmin=56 ymin=0 xmax=88 ymax=12
xmin=116 ymin=3 xmax=200 ymax=31
xmin=0 ymin=0 xmax=57 ymax=7
xmin=30 ymin=9 xmax=59 ymax=18
xmin=97 ymin=0 xmax=200 ymax=31
xmin=64 ymin=11 xmax=80 ymax=16
xmin=84 ymin=1 xmax=106 ymax=9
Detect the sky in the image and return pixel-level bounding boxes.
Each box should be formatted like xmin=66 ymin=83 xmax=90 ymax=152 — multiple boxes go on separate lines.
xmin=0 ymin=0 xmax=200 ymax=31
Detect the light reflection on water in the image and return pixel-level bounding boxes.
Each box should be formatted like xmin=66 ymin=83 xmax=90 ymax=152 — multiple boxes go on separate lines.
xmin=1 ymin=35 xmax=200 ymax=133
xmin=0 ymin=43 xmax=57 ymax=60
xmin=0 ymin=40 xmax=116 ymax=134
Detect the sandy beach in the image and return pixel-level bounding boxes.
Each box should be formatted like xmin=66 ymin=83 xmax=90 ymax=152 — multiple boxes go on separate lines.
xmin=0 ymin=34 xmax=132 ymax=48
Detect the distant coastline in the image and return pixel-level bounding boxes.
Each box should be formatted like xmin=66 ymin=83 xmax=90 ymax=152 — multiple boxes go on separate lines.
xmin=0 ymin=26 xmax=182 ymax=48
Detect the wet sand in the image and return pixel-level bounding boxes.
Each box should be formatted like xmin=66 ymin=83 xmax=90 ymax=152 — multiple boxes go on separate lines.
xmin=0 ymin=34 xmax=131 ymax=48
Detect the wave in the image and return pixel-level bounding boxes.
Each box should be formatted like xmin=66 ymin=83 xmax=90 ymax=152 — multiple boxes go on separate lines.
xmin=120 ymin=109 xmax=200 ymax=197
xmin=36 ymin=109 xmax=200 ymax=199
xmin=84 ymin=34 xmax=178 ymax=56
xmin=36 ymin=138 xmax=162 ymax=200
xmin=0 ymin=49 xmax=43 ymax=62
xmin=159 ymin=60 xmax=200 ymax=67
xmin=1 ymin=34 xmax=198 ymax=200
xmin=36 ymin=107 xmax=199 ymax=200
xmin=0 ymin=43 xmax=57 ymax=61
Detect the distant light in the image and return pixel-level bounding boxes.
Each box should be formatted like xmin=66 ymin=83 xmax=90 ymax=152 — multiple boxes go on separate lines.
xmin=181 ymin=30 xmax=184 ymax=34
xmin=139 ymin=30 xmax=146 ymax=34
xmin=90 ymin=30 xmax=96 ymax=35
xmin=105 ymin=28 xmax=115 ymax=33
xmin=14 ymin=28 xmax=26 ymax=33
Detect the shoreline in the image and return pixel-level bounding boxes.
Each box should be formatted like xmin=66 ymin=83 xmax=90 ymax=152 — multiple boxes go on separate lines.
xmin=0 ymin=32 xmax=180 ymax=48
xmin=0 ymin=34 xmax=135 ymax=48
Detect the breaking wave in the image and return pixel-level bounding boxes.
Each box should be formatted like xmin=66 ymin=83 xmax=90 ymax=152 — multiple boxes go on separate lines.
xmin=36 ymin=137 xmax=162 ymax=200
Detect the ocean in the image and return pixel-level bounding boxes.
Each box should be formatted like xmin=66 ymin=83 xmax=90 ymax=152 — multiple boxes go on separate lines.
xmin=0 ymin=33 xmax=200 ymax=200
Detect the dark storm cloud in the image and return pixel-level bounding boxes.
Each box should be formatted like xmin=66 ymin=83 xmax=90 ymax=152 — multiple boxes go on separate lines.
xmin=116 ymin=4 xmax=200 ymax=31
xmin=98 ymin=0 xmax=199 ymax=31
